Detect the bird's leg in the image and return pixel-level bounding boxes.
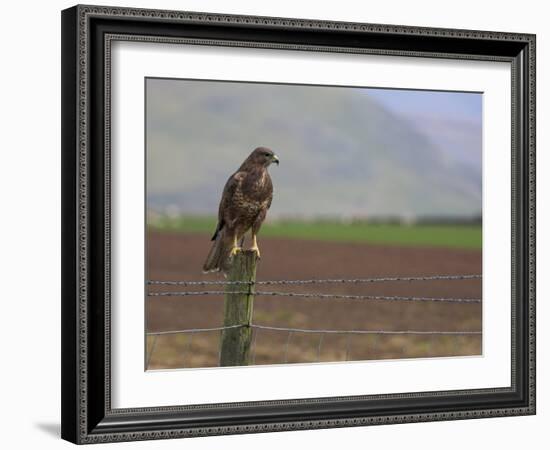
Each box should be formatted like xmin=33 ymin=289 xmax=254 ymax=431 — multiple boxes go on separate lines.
xmin=229 ymin=233 xmax=242 ymax=258
xmin=249 ymin=232 xmax=261 ymax=259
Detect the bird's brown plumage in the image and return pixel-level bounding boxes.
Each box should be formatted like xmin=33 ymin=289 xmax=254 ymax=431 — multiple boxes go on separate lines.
xmin=203 ymin=147 xmax=278 ymax=273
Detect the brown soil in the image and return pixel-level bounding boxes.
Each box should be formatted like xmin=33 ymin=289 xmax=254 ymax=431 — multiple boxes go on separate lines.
xmin=146 ymin=231 xmax=482 ymax=369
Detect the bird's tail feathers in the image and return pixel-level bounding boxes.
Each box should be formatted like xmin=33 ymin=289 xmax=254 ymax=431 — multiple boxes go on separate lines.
xmin=211 ymin=222 xmax=222 ymax=241
xmin=202 ymin=230 xmax=233 ymax=274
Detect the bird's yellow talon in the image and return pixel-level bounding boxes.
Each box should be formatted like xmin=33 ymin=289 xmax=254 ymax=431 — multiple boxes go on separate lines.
xmin=249 ymin=246 xmax=261 ymax=259
xmin=229 ymin=246 xmax=242 ymax=258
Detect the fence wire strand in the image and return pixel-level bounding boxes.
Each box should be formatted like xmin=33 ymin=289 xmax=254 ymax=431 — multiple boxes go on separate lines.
xmin=147 ymin=289 xmax=481 ymax=304
xmin=248 ymin=324 xmax=481 ymax=335
xmin=147 ymin=324 xmax=243 ymax=336
xmin=147 ymin=274 xmax=481 ymax=287
xmin=146 ymin=273 xmax=482 ymax=367
xmin=146 ymin=323 xmax=481 ymax=337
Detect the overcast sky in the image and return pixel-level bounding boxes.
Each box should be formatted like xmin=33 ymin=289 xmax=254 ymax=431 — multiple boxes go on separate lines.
xmin=146 ymin=78 xmax=482 ymax=219
xmin=365 ymin=88 xmax=482 ymax=168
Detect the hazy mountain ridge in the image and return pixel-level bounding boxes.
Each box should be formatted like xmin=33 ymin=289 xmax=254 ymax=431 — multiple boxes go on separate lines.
xmin=146 ymin=80 xmax=482 ymax=219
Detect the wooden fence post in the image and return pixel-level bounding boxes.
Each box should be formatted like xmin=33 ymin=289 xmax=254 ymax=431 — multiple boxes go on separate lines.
xmin=219 ymin=250 xmax=258 ymax=366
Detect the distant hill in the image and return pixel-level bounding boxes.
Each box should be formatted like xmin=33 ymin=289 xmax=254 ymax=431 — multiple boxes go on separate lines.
xmin=146 ymin=79 xmax=481 ymax=219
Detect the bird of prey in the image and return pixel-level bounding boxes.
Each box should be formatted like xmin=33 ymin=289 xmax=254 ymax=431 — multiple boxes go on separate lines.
xmin=203 ymin=147 xmax=279 ymax=274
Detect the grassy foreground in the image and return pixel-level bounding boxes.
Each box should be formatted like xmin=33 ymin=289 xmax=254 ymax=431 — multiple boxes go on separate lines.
xmin=148 ymin=215 xmax=481 ymax=250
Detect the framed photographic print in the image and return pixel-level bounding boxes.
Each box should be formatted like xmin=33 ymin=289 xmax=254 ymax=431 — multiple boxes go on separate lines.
xmin=61 ymin=4 xmax=536 ymax=444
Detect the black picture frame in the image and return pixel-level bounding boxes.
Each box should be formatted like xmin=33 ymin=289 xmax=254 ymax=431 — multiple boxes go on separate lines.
xmin=61 ymin=4 xmax=536 ymax=444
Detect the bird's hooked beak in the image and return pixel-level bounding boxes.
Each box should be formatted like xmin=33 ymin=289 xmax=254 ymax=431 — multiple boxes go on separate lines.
xmin=271 ymin=154 xmax=279 ymax=166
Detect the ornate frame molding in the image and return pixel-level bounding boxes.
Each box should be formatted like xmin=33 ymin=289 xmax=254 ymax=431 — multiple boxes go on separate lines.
xmin=61 ymin=5 xmax=536 ymax=444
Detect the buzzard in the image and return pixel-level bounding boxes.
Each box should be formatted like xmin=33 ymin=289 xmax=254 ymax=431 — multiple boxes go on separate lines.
xmin=203 ymin=147 xmax=279 ymax=273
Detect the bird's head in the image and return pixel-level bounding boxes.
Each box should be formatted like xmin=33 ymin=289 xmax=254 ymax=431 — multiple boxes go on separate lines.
xmin=247 ymin=147 xmax=279 ymax=168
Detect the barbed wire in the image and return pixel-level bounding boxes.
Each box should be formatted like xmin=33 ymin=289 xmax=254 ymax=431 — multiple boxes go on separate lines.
xmin=147 ymin=290 xmax=481 ymax=303
xmin=148 ymin=290 xmax=240 ymax=296
xmin=256 ymin=291 xmax=481 ymax=303
xmin=147 ymin=274 xmax=481 ymax=287
xmin=146 ymin=273 xmax=483 ymax=368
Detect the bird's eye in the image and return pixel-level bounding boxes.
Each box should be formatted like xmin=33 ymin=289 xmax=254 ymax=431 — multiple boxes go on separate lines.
xmin=264 ymin=153 xmax=270 ymax=157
